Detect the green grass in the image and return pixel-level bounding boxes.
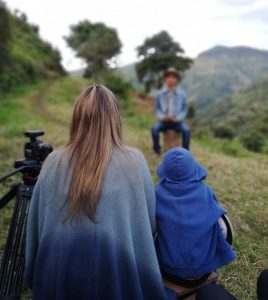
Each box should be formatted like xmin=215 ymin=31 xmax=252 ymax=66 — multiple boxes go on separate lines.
xmin=195 ymin=134 xmax=252 ymax=158
xmin=0 ymin=78 xmax=268 ymax=299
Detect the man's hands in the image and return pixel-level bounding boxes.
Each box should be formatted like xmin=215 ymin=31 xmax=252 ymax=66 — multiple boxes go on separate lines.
xmin=162 ymin=115 xmax=179 ymax=123
xmin=162 ymin=116 xmax=172 ymax=122
xmin=171 ymin=116 xmax=179 ymax=123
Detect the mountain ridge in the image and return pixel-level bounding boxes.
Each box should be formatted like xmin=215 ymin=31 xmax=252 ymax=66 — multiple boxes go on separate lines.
xmin=181 ymin=45 xmax=268 ymax=110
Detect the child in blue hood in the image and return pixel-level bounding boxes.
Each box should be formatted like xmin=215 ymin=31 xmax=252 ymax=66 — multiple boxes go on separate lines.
xmin=155 ymin=147 xmax=236 ymax=284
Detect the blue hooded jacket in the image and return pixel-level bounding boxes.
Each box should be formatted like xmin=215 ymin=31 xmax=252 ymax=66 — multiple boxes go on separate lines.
xmin=155 ymin=148 xmax=236 ymax=278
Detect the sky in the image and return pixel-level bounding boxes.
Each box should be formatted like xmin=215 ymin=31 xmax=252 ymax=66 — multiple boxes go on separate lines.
xmin=6 ymin=0 xmax=268 ymax=71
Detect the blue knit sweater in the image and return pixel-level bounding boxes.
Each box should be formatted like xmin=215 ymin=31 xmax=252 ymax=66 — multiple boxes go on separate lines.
xmin=25 ymin=147 xmax=169 ymax=300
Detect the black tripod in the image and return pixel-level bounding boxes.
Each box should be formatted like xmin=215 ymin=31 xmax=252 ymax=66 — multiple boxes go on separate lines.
xmin=0 ymin=131 xmax=52 ymax=300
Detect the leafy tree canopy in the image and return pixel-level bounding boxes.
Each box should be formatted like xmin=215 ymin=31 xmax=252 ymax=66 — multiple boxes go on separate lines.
xmin=136 ymin=30 xmax=192 ymax=91
xmin=65 ymin=20 xmax=122 ymax=77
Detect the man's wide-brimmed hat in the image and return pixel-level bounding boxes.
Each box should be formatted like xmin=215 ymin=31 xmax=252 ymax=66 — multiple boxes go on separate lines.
xmin=163 ymin=67 xmax=181 ymax=80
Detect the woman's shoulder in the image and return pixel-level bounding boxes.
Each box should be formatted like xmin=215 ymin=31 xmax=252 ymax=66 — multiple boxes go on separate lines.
xmin=48 ymin=147 xmax=68 ymax=159
xmin=113 ymin=146 xmax=146 ymax=165
xmin=125 ymin=146 xmax=145 ymax=158
xmin=110 ymin=147 xmax=149 ymax=177
xmin=39 ymin=148 xmax=68 ymax=177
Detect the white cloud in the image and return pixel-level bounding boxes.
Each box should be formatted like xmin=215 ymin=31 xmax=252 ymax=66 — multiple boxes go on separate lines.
xmin=6 ymin=0 xmax=268 ymax=70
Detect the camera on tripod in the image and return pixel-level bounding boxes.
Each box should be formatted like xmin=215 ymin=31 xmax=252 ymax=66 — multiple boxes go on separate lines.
xmin=0 ymin=130 xmax=53 ymax=185
xmin=0 ymin=130 xmax=53 ymax=299
xmin=24 ymin=130 xmax=52 ymax=162
xmin=13 ymin=130 xmax=52 ymax=172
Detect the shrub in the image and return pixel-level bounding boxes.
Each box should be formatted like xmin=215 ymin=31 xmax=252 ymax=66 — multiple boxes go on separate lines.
xmin=100 ymin=73 xmax=133 ymax=109
xmin=195 ymin=127 xmax=212 ymax=139
xmin=187 ymin=101 xmax=196 ymax=119
xmin=257 ymin=123 xmax=268 ymax=135
xmin=241 ymin=131 xmax=265 ymax=153
xmin=213 ymin=125 xmax=235 ymax=139
xmin=137 ymin=90 xmax=147 ymax=99
xmin=221 ymin=140 xmax=248 ymax=157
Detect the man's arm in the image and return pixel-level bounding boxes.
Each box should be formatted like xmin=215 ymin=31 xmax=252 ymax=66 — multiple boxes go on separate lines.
xmin=155 ymin=93 xmax=165 ymax=120
xmin=175 ymin=91 xmax=188 ymax=121
xmin=155 ymin=93 xmax=170 ymax=121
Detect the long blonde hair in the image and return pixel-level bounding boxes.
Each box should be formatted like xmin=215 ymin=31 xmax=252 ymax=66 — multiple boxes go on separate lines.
xmin=65 ymin=84 xmax=124 ymax=221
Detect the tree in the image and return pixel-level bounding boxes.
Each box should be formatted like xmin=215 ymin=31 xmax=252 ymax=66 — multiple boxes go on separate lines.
xmin=136 ymin=31 xmax=192 ymax=92
xmin=0 ymin=1 xmax=11 ymax=66
xmin=65 ymin=20 xmax=122 ymax=77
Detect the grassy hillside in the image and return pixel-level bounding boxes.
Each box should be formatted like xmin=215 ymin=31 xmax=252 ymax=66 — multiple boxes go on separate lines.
xmin=0 ymin=2 xmax=64 ymax=94
xmin=181 ymin=46 xmax=268 ymax=110
xmin=0 ymin=78 xmax=267 ymax=299
xmin=198 ymin=76 xmax=268 ymax=132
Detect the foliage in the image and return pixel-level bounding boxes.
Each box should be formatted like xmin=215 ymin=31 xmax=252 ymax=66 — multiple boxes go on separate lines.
xmin=0 ymin=1 xmax=11 ymax=65
xmin=116 ymin=63 xmax=143 ymax=90
xmin=0 ymin=4 xmax=65 ymax=95
xmin=213 ymin=125 xmax=235 ymax=139
xmin=196 ymin=135 xmax=250 ymax=158
xmin=137 ymin=90 xmax=147 ymax=99
xmin=187 ymin=101 xmax=196 ymax=119
xmin=136 ymin=31 xmax=192 ymax=91
xmin=100 ymin=73 xmax=133 ymax=109
xmin=198 ymin=76 xmax=268 ymax=149
xmin=241 ymin=131 xmax=265 ymax=153
xmin=195 ymin=127 xmax=213 ymax=139
xmin=65 ymin=20 xmax=121 ymax=77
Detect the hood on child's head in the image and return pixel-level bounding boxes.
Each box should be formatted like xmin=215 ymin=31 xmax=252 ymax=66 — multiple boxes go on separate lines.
xmin=157 ymin=147 xmax=207 ymax=182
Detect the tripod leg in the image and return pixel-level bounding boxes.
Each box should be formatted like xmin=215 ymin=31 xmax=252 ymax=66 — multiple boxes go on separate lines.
xmin=6 ymin=195 xmax=29 ymax=294
xmin=0 ymin=184 xmax=33 ymax=299
xmin=0 ymin=185 xmax=19 ymax=210
xmin=0 ymin=193 xmax=22 ymax=294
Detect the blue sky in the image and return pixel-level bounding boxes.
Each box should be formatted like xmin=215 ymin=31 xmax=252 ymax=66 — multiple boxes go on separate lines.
xmin=6 ymin=0 xmax=268 ymax=70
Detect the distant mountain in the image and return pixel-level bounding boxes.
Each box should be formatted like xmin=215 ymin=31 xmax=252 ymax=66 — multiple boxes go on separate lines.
xmin=198 ymin=76 xmax=268 ymax=135
xmin=181 ymin=46 xmax=268 ymax=110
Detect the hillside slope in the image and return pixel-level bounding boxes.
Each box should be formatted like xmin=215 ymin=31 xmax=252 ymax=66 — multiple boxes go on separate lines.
xmin=0 ymin=78 xmax=267 ymax=299
xmin=0 ymin=3 xmax=65 ymax=94
xmin=198 ymin=76 xmax=268 ymax=135
xmin=181 ymin=46 xmax=268 ymax=110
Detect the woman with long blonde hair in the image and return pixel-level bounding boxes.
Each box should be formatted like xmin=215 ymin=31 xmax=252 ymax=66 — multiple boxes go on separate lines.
xmin=25 ymin=85 xmax=168 ymax=299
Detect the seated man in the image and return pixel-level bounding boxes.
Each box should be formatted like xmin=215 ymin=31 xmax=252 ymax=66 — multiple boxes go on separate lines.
xmin=151 ymin=67 xmax=191 ymax=155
